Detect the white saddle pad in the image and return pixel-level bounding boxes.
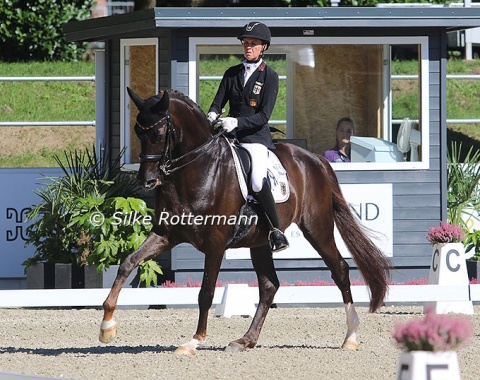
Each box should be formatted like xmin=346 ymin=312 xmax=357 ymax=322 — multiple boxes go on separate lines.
xmin=226 ymin=138 xmax=290 ymax=204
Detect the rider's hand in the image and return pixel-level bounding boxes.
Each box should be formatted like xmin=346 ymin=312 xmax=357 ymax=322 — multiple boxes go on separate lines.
xmin=207 ymin=112 xmax=218 ymax=123
xmin=220 ymin=117 xmax=238 ymax=132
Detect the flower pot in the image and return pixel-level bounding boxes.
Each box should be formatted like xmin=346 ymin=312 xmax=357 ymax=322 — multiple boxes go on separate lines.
xmin=396 ymin=351 xmax=460 ymax=380
xmin=426 ymin=242 xmax=474 ymax=314
xmin=26 ymin=263 xmax=73 ymax=289
xmin=26 ymin=263 xmax=140 ymax=289
xmin=466 ymin=260 xmax=479 ymax=282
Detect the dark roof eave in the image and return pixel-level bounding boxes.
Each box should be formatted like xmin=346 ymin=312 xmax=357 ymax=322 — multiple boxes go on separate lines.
xmin=64 ymin=7 xmax=480 ymax=42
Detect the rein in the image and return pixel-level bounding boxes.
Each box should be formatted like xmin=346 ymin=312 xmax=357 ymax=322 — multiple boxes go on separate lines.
xmin=136 ymin=113 xmax=225 ymax=176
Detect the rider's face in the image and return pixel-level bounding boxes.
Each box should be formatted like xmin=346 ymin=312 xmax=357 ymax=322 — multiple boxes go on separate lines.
xmin=242 ymin=38 xmax=265 ymax=61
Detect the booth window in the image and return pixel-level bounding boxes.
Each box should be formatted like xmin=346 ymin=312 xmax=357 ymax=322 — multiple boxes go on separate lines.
xmin=120 ymin=38 xmax=158 ymax=166
xmin=190 ymin=36 xmax=429 ymax=170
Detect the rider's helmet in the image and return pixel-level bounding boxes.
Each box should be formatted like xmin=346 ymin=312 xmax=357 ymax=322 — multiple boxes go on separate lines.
xmin=237 ymin=21 xmax=271 ymax=50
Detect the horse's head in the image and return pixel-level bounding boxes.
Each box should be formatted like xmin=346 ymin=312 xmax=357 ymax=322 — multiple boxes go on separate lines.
xmin=127 ymin=87 xmax=174 ymax=190
xmin=127 ymin=87 xmax=213 ymax=190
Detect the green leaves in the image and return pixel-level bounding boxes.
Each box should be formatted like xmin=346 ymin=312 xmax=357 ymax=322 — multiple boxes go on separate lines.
xmin=447 ymin=142 xmax=480 ymax=229
xmin=465 ymin=230 xmax=480 ymax=262
xmin=447 ymin=141 xmax=480 ymax=260
xmin=24 ymin=147 xmax=162 ymax=286
xmin=0 ymin=0 xmax=94 ymax=61
xmin=139 ymin=260 xmax=163 ymax=288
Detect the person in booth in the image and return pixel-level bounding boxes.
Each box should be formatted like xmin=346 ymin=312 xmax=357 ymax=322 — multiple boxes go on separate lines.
xmin=206 ymin=21 xmax=289 ymax=253
xmin=323 ymin=117 xmax=355 ymax=163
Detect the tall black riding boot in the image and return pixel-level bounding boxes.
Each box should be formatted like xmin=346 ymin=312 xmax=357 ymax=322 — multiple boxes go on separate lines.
xmin=254 ymin=178 xmax=289 ymax=252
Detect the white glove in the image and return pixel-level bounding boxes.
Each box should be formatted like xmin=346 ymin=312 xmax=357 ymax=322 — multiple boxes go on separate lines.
xmin=207 ymin=111 xmax=218 ymax=123
xmin=220 ymin=117 xmax=238 ymax=132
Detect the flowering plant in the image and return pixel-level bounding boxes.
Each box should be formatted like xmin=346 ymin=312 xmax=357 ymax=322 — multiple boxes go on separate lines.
xmin=426 ymin=221 xmax=465 ymax=245
xmin=392 ymin=309 xmax=473 ymax=352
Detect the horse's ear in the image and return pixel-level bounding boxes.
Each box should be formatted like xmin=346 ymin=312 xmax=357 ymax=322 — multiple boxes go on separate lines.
xmin=151 ymin=91 xmax=169 ymax=114
xmin=126 ymin=87 xmax=144 ymax=110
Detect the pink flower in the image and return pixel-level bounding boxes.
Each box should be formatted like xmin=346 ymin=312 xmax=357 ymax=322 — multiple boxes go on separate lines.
xmin=427 ymin=221 xmax=465 ymax=245
xmin=392 ymin=309 xmax=473 ymax=352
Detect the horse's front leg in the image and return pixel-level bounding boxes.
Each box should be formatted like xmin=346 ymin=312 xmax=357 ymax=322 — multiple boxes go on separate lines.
xmin=226 ymin=245 xmax=279 ymax=352
xmin=99 ymin=232 xmax=170 ymax=344
xmin=174 ymin=250 xmax=224 ymax=356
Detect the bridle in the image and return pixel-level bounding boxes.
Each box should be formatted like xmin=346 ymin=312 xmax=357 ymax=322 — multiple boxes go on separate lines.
xmin=135 ymin=111 xmax=225 ymax=177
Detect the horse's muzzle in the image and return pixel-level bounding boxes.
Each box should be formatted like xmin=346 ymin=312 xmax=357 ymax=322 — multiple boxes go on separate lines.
xmin=137 ymin=170 xmax=161 ymax=190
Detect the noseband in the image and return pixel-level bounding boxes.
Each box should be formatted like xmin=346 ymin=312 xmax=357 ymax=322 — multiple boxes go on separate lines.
xmin=136 ymin=112 xmax=224 ymax=176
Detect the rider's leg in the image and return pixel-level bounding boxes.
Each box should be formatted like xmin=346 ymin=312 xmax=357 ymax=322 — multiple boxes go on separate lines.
xmin=240 ymin=143 xmax=289 ymax=252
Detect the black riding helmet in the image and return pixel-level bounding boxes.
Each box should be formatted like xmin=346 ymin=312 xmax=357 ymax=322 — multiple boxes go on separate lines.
xmin=237 ymin=21 xmax=271 ymax=50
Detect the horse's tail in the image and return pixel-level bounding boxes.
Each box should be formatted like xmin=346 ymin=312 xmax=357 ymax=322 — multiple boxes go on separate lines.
xmin=324 ymin=162 xmax=391 ymax=312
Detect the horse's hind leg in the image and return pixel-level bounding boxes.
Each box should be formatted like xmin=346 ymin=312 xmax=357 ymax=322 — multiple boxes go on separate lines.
xmin=226 ymin=245 xmax=279 ymax=352
xmin=99 ymin=232 xmax=170 ymax=344
xmin=301 ymin=226 xmax=360 ymax=350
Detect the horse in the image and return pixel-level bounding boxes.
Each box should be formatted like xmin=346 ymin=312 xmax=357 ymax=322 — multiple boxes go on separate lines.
xmin=98 ymin=88 xmax=391 ymax=355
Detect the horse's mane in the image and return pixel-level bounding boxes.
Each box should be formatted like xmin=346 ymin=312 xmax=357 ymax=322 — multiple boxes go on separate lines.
xmin=163 ymin=89 xmax=205 ymax=117
xmin=162 ymin=89 xmax=214 ymax=133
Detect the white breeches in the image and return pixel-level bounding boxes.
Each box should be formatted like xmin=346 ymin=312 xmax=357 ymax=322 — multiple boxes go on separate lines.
xmin=239 ymin=142 xmax=268 ymax=193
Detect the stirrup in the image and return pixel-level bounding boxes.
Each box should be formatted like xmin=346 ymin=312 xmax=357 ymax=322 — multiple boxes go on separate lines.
xmin=268 ymin=228 xmax=289 ymax=252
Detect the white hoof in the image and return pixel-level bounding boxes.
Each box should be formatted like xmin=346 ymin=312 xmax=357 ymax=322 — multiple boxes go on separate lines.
xmin=342 ymin=339 xmax=359 ymax=350
xmin=99 ymin=319 xmax=117 ymax=344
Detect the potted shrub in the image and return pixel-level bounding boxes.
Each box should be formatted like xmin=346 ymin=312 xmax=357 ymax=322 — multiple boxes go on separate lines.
xmin=425 ymin=221 xmax=474 ymax=314
xmin=393 ymin=309 xmax=473 ymax=380
xmin=23 ymin=147 xmax=162 ymax=289
xmin=447 ymin=141 xmax=480 ymax=282
xmin=446 ymin=141 xmax=480 ymax=231
xmin=464 ymin=230 xmax=480 ymax=282
xmin=426 ymin=221 xmax=465 ymax=247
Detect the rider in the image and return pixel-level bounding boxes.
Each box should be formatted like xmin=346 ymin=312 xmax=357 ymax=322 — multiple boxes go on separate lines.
xmin=207 ymin=21 xmax=289 ymax=252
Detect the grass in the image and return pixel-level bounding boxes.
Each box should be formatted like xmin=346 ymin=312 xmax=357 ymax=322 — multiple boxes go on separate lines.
xmin=0 ymin=61 xmax=95 ymax=122
xmin=1 ymin=59 xmax=480 ymax=167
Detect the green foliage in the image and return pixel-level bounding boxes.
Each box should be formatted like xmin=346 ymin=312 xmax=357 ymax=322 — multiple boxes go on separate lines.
xmin=0 ymin=0 xmax=93 ymax=61
xmin=446 ymin=141 xmax=480 ymax=235
xmin=0 ymin=61 xmax=95 ymax=122
xmin=23 ymin=147 xmax=162 ymax=286
xmin=465 ymin=230 xmax=480 ymax=262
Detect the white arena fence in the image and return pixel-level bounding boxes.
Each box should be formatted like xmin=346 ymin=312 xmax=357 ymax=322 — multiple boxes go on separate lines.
xmin=0 ymin=284 xmax=478 ymax=317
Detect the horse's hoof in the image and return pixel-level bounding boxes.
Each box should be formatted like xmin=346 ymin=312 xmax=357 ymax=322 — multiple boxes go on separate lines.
xmin=99 ymin=320 xmax=117 ymax=344
xmin=225 ymin=341 xmax=246 ymax=353
xmin=342 ymin=340 xmax=359 ymax=350
xmin=174 ymin=346 xmax=196 ymax=356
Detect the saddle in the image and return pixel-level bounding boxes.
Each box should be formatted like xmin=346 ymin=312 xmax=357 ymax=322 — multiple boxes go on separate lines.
xmin=226 ymin=137 xmax=290 ymax=203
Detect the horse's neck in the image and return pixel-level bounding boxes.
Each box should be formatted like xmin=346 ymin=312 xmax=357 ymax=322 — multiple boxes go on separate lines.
xmin=172 ymin=136 xmax=237 ymax=201
xmin=171 ymin=109 xmax=213 ymax=157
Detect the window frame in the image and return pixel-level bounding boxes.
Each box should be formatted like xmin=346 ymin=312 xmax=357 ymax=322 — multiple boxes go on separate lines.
xmin=189 ymin=36 xmax=430 ymax=171
xmin=120 ymin=38 xmax=158 ymax=168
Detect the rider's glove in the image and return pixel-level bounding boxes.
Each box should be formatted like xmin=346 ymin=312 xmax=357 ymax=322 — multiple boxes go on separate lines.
xmin=220 ymin=117 xmax=238 ymax=132
xmin=207 ymin=112 xmax=218 ymax=123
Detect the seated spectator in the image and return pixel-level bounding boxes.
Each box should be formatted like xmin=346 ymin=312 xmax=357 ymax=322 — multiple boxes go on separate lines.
xmin=323 ymin=117 xmax=355 ymax=163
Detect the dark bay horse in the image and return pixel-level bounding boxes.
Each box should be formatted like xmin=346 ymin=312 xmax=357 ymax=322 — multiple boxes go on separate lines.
xmin=99 ymin=88 xmax=391 ymax=355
